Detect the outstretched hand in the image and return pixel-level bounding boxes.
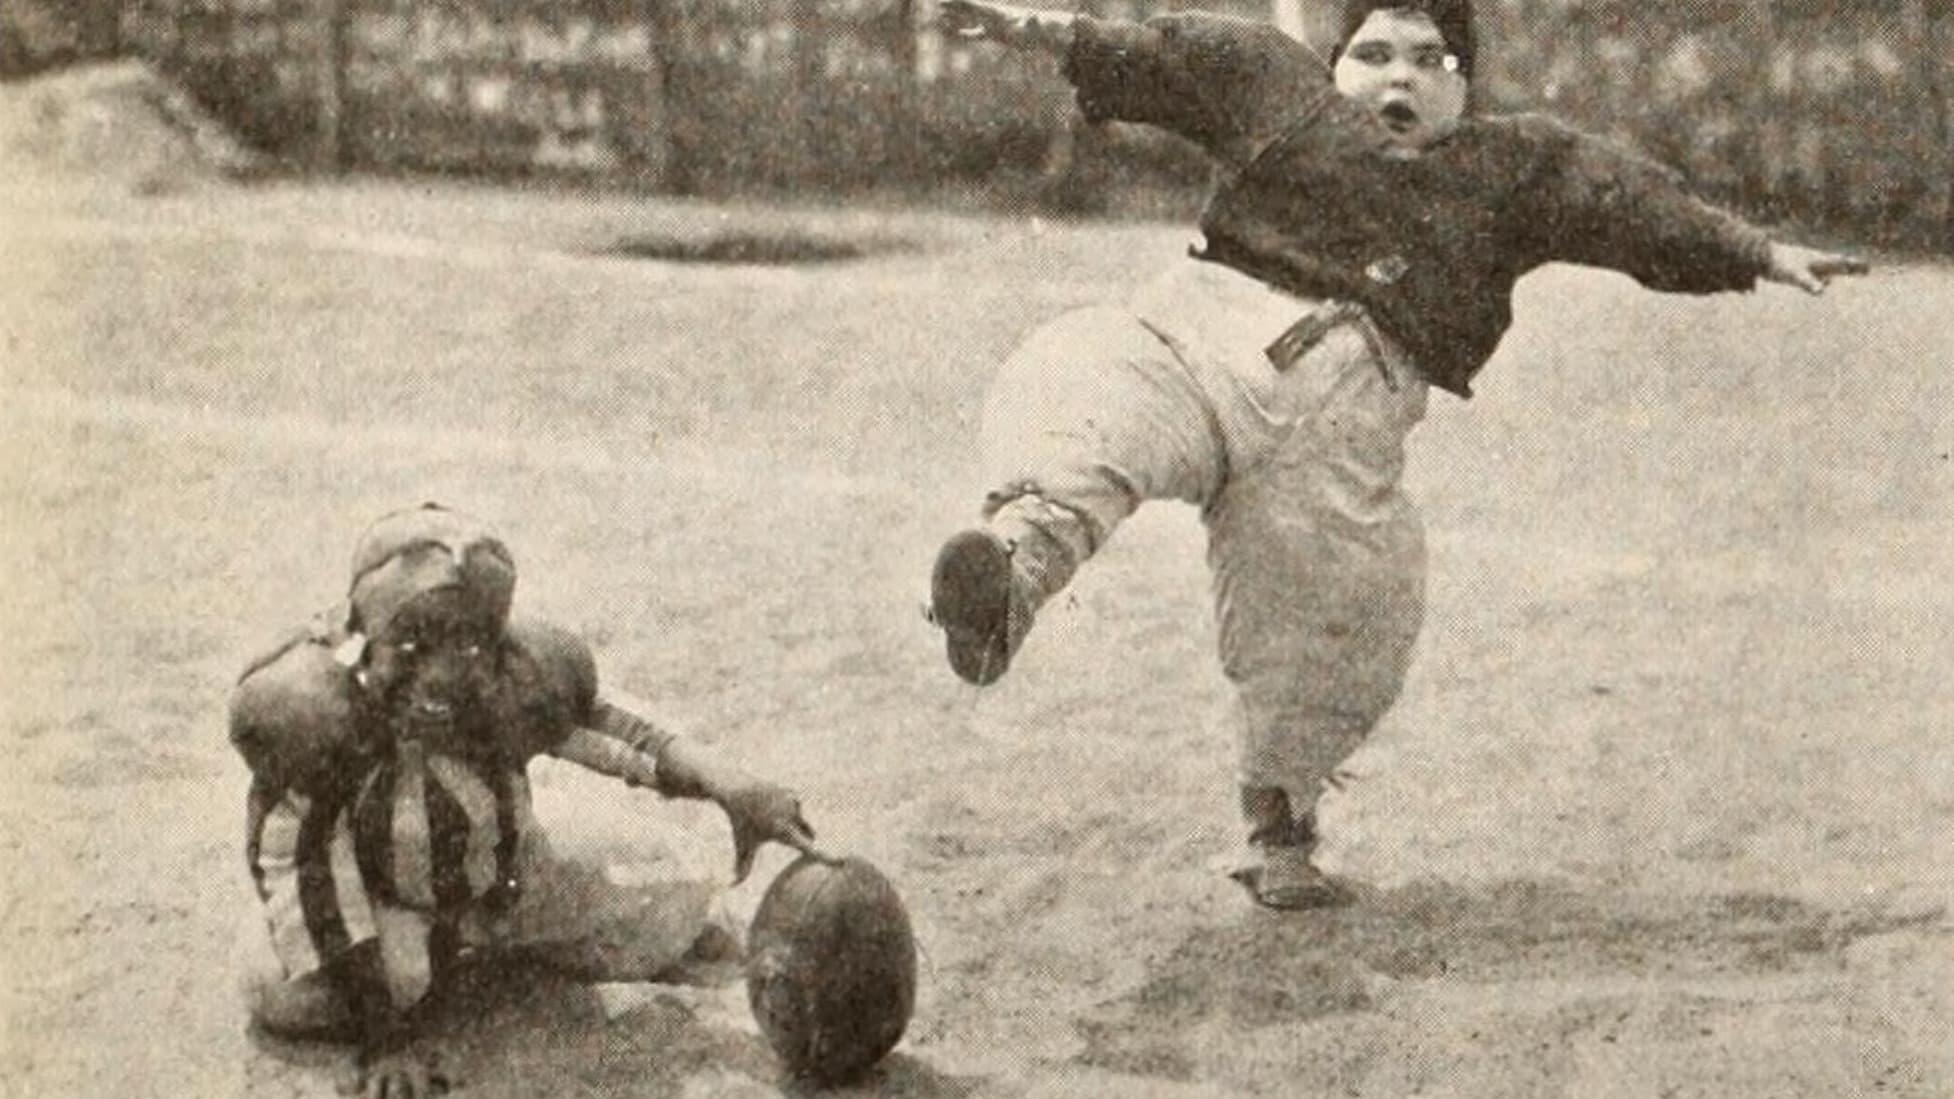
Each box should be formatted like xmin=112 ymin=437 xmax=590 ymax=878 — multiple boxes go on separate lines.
xmin=1767 ymin=243 xmax=1869 ymax=295
xmin=937 ymin=0 xmax=1070 ymax=52
xmin=353 ymin=1044 xmax=453 ymax=1099
xmin=938 ymin=0 xmax=1015 ymax=40
xmin=720 ymin=781 xmax=833 ymax=884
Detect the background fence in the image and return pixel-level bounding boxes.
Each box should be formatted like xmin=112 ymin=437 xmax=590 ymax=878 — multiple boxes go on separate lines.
xmin=7 ymin=0 xmax=1951 ymax=249
xmin=1480 ymin=0 xmax=1952 ymax=251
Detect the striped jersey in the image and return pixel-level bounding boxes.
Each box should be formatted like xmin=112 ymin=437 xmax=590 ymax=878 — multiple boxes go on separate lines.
xmin=233 ymin=613 xmax=610 ymax=980
xmin=246 ymin=745 xmax=534 ymax=982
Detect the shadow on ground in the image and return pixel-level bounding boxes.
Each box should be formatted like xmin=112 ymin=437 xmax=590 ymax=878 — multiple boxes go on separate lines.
xmin=1077 ymin=879 xmax=1944 ymax=1079
xmin=245 ymin=957 xmax=984 ymax=1098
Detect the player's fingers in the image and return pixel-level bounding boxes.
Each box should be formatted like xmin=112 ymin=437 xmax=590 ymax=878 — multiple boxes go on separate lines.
xmin=390 ymin=1066 xmax=429 ymax=1099
xmin=785 ymin=822 xmax=822 ymax=853
xmin=935 ymin=1 xmax=982 ymax=32
xmin=731 ymin=824 xmax=760 ymax=885
xmin=793 ymin=834 xmax=844 ymax=864
xmin=764 ymin=811 xmax=835 ymax=861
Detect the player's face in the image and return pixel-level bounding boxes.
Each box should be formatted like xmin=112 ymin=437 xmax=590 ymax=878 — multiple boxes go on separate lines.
xmin=361 ymin=592 xmax=500 ymax=751
xmin=1333 ymin=9 xmax=1468 ymax=153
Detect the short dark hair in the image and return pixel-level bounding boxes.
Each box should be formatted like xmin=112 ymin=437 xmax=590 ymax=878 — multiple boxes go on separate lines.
xmin=1331 ymin=0 xmax=1476 ymax=79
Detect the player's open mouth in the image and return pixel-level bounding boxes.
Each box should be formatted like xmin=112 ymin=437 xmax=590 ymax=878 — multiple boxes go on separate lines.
xmin=1379 ymin=101 xmax=1419 ymax=132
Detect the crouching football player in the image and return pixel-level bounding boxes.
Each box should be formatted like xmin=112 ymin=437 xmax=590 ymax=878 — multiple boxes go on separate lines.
xmin=230 ymin=504 xmax=823 ymax=1098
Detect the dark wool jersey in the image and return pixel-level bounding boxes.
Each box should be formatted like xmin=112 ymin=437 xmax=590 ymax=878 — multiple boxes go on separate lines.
xmin=1064 ymin=13 xmax=1774 ymax=397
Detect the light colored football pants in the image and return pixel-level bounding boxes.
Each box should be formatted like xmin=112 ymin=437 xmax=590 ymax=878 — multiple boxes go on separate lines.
xmin=981 ymin=259 xmax=1430 ymax=815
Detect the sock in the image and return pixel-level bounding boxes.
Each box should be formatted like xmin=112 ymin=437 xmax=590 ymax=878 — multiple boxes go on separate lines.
xmin=987 ymin=501 xmax=1082 ymax=606
xmin=1240 ymin=785 xmax=1315 ymax=848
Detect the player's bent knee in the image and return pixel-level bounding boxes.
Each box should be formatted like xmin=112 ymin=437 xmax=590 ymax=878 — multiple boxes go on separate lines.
xmin=584 ymin=875 xmax=721 ymax=980
xmin=520 ymin=872 xmax=722 ymax=983
xmin=240 ymin=963 xmax=354 ymax=1038
xmin=235 ymin=908 xmax=354 ymax=1038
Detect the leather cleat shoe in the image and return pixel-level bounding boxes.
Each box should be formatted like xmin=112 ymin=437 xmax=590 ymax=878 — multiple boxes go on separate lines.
xmin=930 ymin=528 xmax=1036 ymax=686
xmin=1229 ymin=843 xmax=1356 ymax=911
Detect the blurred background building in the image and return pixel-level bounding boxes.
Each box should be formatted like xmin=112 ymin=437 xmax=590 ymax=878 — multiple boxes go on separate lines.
xmin=5 ymin=0 xmax=1950 ymax=250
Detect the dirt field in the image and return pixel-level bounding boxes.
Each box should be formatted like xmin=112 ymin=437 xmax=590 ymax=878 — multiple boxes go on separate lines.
xmin=4 ymin=84 xmax=1952 ymax=1096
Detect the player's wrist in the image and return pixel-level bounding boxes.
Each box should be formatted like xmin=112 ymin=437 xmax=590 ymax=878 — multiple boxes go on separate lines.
xmin=622 ymin=746 xmax=661 ymax=789
xmin=1013 ymin=9 xmax=1074 ymax=53
xmin=646 ymin=736 xmax=716 ymax=800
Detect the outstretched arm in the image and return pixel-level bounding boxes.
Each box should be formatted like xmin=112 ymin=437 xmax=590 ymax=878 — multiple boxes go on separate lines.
xmin=940 ymin=0 xmax=1334 ymax=168
xmin=1524 ymin=116 xmax=1867 ymax=295
xmin=938 ymin=0 xmax=1072 ymax=54
xmin=1764 ymin=242 xmax=1869 ymax=294
xmin=550 ymin=691 xmax=828 ymax=883
xmin=507 ymin=620 xmax=827 ymax=881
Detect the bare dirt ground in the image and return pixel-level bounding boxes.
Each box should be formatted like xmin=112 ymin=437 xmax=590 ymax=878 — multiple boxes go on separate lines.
xmin=3 ymin=69 xmax=1951 ymax=1099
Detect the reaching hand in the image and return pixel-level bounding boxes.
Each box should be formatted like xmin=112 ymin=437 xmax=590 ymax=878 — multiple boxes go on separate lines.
xmin=1767 ymin=243 xmax=1869 ymax=295
xmin=937 ymin=0 xmax=1069 ymax=53
xmin=356 ymin=1044 xmax=453 ymax=1099
xmin=938 ymin=0 xmax=1019 ymax=41
xmin=719 ymin=781 xmax=831 ymax=884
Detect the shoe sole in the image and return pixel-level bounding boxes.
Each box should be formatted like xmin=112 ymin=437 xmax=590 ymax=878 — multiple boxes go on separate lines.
xmin=931 ymin=529 xmax=1015 ymax=686
xmin=1229 ymin=859 xmax=1355 ymax=911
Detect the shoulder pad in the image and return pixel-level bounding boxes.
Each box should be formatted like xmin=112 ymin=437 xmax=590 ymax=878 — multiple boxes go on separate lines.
xmin=229 ymin=628 xmax=358 ymax=792
xmin=482 ymin=618 xmax=599 ymax=758
xmin=504 ymin=618 xmax=599 ymax=719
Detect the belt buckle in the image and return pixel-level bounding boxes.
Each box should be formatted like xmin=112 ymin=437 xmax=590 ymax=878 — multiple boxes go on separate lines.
xmin=1264 ymin=308 xmax=1337 ymax=373
xmin=1265 ymin=302 xmax=1403 ymax=392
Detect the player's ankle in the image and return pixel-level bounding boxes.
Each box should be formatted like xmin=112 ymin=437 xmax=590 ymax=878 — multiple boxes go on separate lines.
xmin=1240 ymin=784 xmax=1314 ymax=848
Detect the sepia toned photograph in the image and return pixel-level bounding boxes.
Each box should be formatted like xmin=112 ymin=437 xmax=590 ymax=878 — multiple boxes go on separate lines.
xmin=2 ymin=0 xmax=1949 ymax=1095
